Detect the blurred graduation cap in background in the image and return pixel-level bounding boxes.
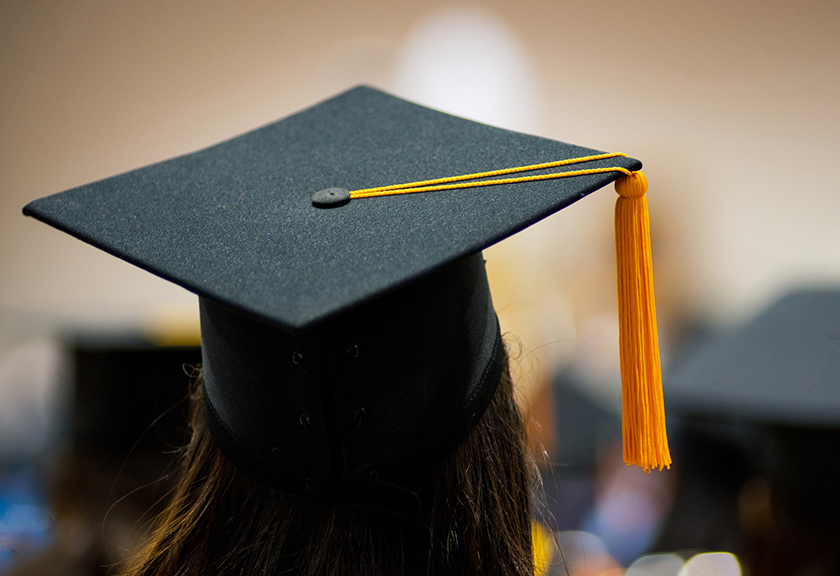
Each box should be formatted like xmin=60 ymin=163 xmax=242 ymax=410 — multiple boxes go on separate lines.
xmin=23 ymin=86 xmax=668 ymax=511
xmin=658 ymin=289 xmax=840 ymax=573
xmin=667 ymin=289 xmax=840 ymax=426
xmin=70 ymin=338 xmax=200 ymax=456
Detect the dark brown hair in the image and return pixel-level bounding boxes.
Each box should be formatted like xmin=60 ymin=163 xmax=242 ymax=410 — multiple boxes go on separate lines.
xmin=120 ymin=354 xmax=534 ymax=576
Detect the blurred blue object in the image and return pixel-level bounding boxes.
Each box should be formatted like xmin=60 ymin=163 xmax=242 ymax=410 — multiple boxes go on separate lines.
xmin=0 ymin=467 xmax=51 ymax=570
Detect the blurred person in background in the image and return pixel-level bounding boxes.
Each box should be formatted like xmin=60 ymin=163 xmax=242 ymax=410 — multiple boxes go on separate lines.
xmin=658 ymin=289 xmax=840 ymax=576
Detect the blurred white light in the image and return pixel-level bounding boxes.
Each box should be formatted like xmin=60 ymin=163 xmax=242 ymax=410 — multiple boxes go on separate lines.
xmin=556 ymin=530 xmax=622 ymax=575
xmin=556 ymin=529 xmax=610 ymax=558
xmin=0 ymin=339 xmax=69 ymax=460
xmin=627 ymin=553 xmax=685 ymax=576
xmin=392 ymin=7 xmax=542 ymax=133
xmin=678 ymin=552 xmax=741 ymax=576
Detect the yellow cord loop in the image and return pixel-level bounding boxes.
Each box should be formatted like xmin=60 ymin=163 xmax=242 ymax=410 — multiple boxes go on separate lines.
xmin=614 ymin=172 xmax=671 ymax=471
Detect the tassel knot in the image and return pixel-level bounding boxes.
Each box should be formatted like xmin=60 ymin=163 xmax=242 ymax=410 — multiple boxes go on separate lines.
xmin=615 ymin=171 xmax=648 ymax=199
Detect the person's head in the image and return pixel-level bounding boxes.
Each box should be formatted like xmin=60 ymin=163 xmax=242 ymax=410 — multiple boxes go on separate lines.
xmin=119 ymin=254 xmax=536 ymax=576
xmin=120 ymin=346 xmax=534 ymax=576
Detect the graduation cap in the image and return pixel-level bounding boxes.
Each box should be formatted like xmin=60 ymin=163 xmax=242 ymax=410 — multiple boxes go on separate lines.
xmin=667 ymin=289 xmax=840 ymax=426
xmin=23 ymin=86 xmax=668 ymax=510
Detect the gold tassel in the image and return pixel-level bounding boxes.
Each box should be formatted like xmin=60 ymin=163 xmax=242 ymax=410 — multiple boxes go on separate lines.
xmin=614 ymin=171 xmax=671 ymax=471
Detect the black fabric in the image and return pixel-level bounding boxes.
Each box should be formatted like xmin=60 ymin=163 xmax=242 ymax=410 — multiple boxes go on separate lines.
xmin=23 ymin=86 xmax=640 ymax=332
xmin=201 ymin=254 xmax=503 ymax=509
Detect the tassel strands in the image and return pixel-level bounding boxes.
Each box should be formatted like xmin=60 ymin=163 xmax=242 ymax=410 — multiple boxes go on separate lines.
xmin=614 ymin=171 xmax=671 ymax=471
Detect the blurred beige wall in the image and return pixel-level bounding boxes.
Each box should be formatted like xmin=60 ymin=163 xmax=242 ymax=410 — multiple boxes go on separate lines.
xmin=2 ymin=0 xmax=838 ymax=341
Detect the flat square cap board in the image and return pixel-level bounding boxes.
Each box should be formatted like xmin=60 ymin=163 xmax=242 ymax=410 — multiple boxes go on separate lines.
xmin=23 ymin=86 xmax=640 ymax=331
xmin=666 ymin=289 xmax=840 ymax=426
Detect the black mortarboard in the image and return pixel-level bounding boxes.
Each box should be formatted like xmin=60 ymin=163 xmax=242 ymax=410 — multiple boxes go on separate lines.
xmin=23 ymin=86 xmax=664 ymax=510
xmin=667 ymin=289 xmax=840 ymax=426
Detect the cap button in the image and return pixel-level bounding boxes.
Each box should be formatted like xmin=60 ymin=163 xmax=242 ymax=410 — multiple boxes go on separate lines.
xmin=312 ymin=187 xmax=350 ymax=208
